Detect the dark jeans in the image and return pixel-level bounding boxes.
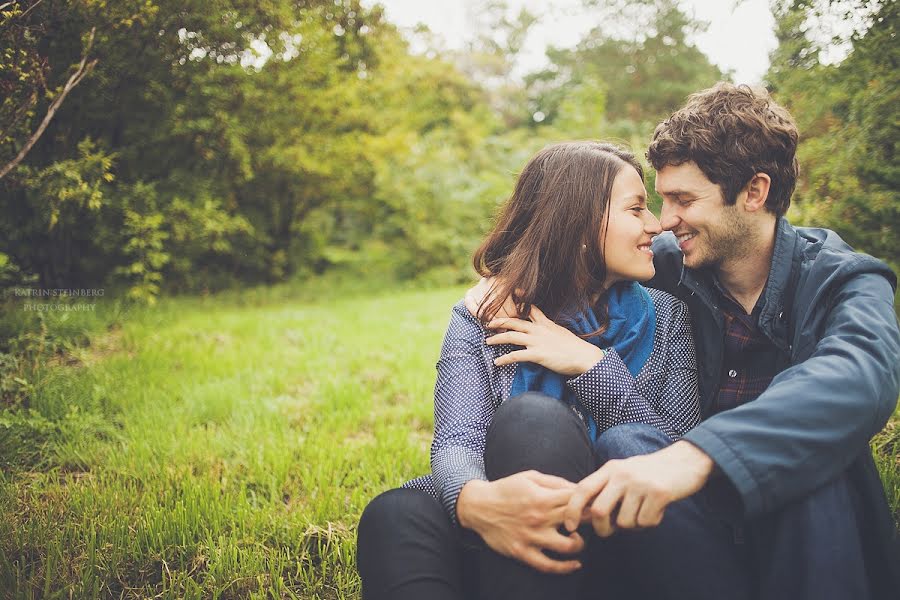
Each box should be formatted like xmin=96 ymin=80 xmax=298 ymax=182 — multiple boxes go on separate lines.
xmin=356 ymin=392 xmax=871 ymax=600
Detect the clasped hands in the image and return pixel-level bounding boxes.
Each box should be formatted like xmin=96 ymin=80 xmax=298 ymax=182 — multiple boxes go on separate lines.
xmin=461 ymin=278 xmax=715 ymax=574
xmin=458 ymin=441 xmax=713 ymax=574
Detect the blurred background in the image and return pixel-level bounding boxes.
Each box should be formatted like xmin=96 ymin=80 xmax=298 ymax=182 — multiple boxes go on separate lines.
xmin=0 ymin=1 xmax=897 ymax=598
xmin=2 ymin=0 xmax=895 ymax=300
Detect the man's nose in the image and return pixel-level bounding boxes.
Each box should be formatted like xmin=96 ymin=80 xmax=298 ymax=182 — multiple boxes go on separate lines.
xmin=659 ymin=200 xmax=679 ymax=231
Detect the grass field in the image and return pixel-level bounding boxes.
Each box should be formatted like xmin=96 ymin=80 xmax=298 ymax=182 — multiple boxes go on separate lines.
xmin=1 ymin=284 xmax=898 ymax=598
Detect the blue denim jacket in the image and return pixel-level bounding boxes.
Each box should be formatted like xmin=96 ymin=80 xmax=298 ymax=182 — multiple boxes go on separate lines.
xmin=649 ymin=217 xmax=900 ymax=593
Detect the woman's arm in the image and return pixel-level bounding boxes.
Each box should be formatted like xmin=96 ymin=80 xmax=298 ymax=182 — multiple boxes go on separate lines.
xmin=431 ymin=302 xmax=585 ymax=573
xmin=486 ymin=295 xmax=700 ymax=439
xmin=566 ymin=294 xmax=700 ymax=439
xmin=430 ymin=302 xmax=494 ymax=522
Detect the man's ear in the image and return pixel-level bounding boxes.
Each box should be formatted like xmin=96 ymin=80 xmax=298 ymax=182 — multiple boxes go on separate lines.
xmin=743 ymin=173 xmax=771 ymax=213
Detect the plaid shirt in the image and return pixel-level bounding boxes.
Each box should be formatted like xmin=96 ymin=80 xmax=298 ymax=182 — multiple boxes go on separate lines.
xmin=713 ymin=285 xmax=781 ymax=414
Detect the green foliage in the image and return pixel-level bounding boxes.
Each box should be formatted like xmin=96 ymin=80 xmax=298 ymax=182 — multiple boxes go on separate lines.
xmin=769 ymin=0 xmax=899 ymax=261
xmin=529 ymin=0 xmax=724 ymax=128
xmin=0 ymin=0 xmax=895 ymax=305
xmin=19 ymin=139 xmax=113 ymax=229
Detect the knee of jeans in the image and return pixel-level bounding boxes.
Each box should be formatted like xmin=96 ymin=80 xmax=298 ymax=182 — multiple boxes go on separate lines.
xmin=493 ymin=392 xmax=576 ymax=430
xmin=358 ymin=488 xmax=446 ymax=545
xmin=485 ymin=392 xmax=593 ymax=480
xmin=594 ymin=423 xmax=672 ymax=462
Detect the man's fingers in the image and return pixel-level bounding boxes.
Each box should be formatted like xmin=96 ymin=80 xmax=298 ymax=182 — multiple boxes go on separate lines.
xmin=615 ymin=491 xmax=643 ymax=529
xmin=590 ymin=483 xmax=625 ymax=538
xmin=537 ymin=486 xmax=578 ymax=511
xmin=591 ymin=513 xmax=617 ymax=538
xmin=518 ymin=548 xmax=582 ymax=575
xmin=564 ymin=470 xmax=608 ymax=531
xmin=636 ymin=494 xmax=667 ymax=528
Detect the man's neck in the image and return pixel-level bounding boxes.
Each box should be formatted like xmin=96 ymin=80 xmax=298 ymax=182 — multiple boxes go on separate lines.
xmin=715 ymin=221 xmax=777 ymax=314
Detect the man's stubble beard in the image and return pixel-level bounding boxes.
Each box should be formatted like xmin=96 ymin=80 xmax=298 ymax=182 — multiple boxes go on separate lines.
xmin=692 ymin=205 xmax=757 ymax=272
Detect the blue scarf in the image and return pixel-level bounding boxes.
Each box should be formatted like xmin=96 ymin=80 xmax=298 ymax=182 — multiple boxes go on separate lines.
xmin=508 ymin=281 xmax=656 ymax=441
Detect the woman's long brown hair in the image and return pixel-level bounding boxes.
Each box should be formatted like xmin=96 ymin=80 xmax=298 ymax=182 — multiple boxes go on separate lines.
xmin=473 ymin=141 xmax=644 ymax=327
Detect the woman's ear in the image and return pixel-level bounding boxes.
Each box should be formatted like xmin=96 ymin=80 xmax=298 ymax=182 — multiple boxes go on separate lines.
xmin=743 ymin=173 xmax=771 ymax=213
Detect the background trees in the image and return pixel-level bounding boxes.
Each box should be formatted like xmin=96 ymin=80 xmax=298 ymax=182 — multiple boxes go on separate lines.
xmin=1 ymin=0 xmax=896 ymax=302
xmin=767 ymin=0 xmax=897 ymax=267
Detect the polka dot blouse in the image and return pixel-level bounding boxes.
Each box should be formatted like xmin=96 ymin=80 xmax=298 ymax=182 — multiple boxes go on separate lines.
xmin=404 ymin=287 xmax=701 ymax=523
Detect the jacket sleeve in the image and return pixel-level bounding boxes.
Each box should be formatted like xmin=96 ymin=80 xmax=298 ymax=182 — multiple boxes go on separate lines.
xmin=566 ymin=297 xmax=701 ymax=439
xmin=684 ymin=271 xmax=900 ymax=517
xmin=430 ymin=302 xmax=494 ymax=523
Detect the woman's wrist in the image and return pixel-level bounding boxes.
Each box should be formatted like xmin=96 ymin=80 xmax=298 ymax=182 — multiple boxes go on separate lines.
xmin=575 ymin=344 xmax=606 ymax=375
xmin=457 ymin=479 xmax=491 ymax=530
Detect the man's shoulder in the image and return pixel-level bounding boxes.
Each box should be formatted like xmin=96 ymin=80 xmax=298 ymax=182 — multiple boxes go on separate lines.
xmin=789 ymin=223 xmax=897 ymax=292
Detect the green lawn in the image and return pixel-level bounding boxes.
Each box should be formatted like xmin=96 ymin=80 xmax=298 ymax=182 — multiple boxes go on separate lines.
xmin=1 ymin=285 xmax=898 ymax=598
xmin=0 ymin=285 xmax=465 ymax=598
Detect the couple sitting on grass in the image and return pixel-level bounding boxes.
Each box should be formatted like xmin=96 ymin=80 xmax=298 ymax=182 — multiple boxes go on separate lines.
xmin=357 ymin=83 xmax=900 ymax=600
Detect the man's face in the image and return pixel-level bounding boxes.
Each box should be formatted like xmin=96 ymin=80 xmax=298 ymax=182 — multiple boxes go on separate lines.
xmin=655 ymin=162 xmax=748 ymax=270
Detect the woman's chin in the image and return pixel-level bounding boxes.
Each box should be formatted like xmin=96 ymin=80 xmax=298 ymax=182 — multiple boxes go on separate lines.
xmin=634 ymin=266 xmax=656 ymax=282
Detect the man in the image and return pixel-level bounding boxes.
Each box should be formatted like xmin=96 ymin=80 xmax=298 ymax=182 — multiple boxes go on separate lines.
xmin=466 ymin=83 xmax=900 ymax=599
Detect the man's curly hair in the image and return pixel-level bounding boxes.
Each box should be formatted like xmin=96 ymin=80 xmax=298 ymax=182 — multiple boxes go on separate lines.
xmin=647 ymin=83 xmax=800 ymax=217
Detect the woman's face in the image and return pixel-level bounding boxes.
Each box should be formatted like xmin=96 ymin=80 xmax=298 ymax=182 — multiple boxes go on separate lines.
xmin=601 ymin=165 xmax=662 ymax=286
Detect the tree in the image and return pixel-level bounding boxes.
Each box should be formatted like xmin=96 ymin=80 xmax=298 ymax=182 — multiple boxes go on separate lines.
xmin=527 ymin=0 xmax=724 ymax=130
xmin=767 ymin=0 xmax=898 ymax=263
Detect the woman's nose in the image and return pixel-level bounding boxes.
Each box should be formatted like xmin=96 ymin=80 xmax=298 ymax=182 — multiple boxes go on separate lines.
xmin=645 ymin=210 xmax=662 ymax=234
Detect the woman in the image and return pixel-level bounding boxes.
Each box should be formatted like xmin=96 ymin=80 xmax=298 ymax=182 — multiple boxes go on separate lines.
xmin=357 ymin=141 xmax=700 ymax=600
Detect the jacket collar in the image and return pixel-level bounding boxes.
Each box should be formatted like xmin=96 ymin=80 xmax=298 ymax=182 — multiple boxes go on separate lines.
xmin=677 ymin=217 xmax=800 ymax=350
xmin=757 ymin=217 xmax=801 ymax=350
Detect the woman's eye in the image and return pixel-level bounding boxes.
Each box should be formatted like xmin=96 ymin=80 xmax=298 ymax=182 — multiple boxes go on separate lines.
xmin=630 ymin=206 xmax=644 ymax=213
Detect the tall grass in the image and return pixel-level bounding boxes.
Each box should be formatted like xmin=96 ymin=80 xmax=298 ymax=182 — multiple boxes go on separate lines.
xmin=0 ymin=282 xmax=898 ymax=598
xmin=1 ymin=284 xmax=463 ymax=598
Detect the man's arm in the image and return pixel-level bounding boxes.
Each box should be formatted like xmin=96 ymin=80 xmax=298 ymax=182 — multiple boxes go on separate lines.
xmin=565 ymin=270 xmax=898 ymax=532
xmin=564 ymin=438 xmax=714 ymax=535
xmin=684 ymin=271 xmax=900 ymax=517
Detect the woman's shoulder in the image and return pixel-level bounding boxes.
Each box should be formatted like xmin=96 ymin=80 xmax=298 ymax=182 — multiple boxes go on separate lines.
xmin=444 ymin=299 xmax=488 ymax=339
xmin=644 ymin=286 xmax=690 ymax=324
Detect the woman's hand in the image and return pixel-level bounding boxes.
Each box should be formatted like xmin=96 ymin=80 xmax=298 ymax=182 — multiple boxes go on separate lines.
xmin=465 ymin=276 xmax=517 ymax=319
xmin=485 ymin=305 xmax=605 ymax=376
xmin=457 ymin=471 xmax=585 ymax=574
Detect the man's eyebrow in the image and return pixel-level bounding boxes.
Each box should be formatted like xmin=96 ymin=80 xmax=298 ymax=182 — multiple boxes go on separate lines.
xmin=658 ymin=190 xmax=695 ymax=198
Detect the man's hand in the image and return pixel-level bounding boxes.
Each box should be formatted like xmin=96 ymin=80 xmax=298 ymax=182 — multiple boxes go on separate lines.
xmin=485 ymin=305 xmax=605 ymax=376
xmin=458 ymin=470 xmax=585 ymax=574
xmin=464 ymin=276 xmax=517 ymax=319
xmin=563 ymin=441 xmax=714 ymax=537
